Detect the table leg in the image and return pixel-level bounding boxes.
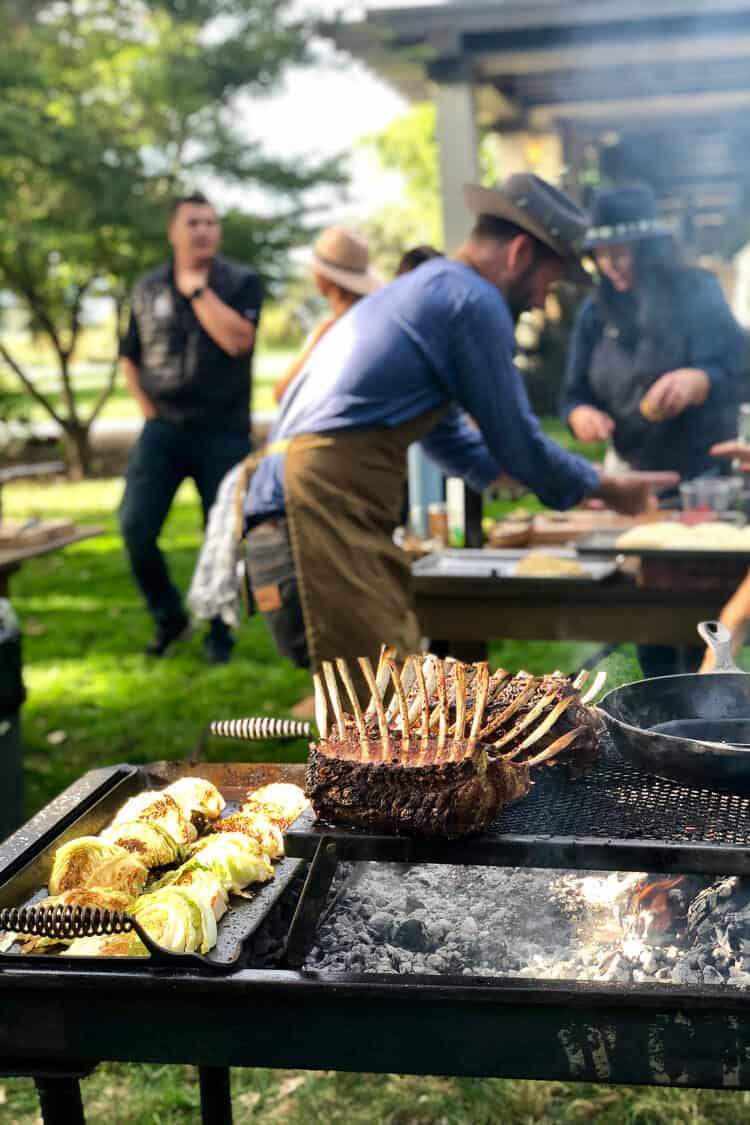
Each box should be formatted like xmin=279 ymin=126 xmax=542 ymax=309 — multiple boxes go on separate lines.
xmin=34 ymin=1075 xmax=86 ymax=1125
xmin=198 ymin=1065 xmax=233 ymax=1125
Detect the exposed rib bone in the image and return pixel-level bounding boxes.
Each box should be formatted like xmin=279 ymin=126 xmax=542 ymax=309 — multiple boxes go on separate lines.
xmin=313 ymin=673 xmax=329 ymax=740
xmin=364 ymin=646 xmax=396 ymax=719
xmin=492 ymin=691 xmax=557 ymax=750
xmin=407 ymin=656 xmax=435 ymax=730
xmin=358 ymin=656 xmax=389 ymax=755
xmin=434 ymin=657 xmax=449 ymax=753
xmin=385 ymin=656 xmax=411 ymax=743
xmin=336 ymin=658 xmax=368 ymax=758
xmin=501 ymin=696 xmax=573 ymax=757
xmin=322 ymin=661 xmax=346 ymax=740
xmin=479 ymin=678 xmax=537 ymax=740
xmin=386 ymin=656 xmax=416 ymax=726
xmin=468 ymin=662 xmax=490 ymax=749
xmin=451 ymin=662 xmax=467 ymax=760
xmin=572 ymin=669 xmax=589 ymax=691
xmin=580 ymin=669 xmax=607 ymax=705
xmin=411 ymin=659 xmax=431 ymax=758
xmin=524 ymin=726 xmax=585 ymax=767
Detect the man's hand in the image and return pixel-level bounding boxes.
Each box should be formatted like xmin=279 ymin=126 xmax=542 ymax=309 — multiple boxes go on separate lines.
xmin=174 ymin=266 xmax=210 ymax=298
xmin=593 ymin=471 xmax=680 ymax=515
xmin=568 ymin=405 xmax=615 ymax=443
xmin=639 ymin=368 xmax=710 ymax=421
xmin=711 ymin=440 xmax=750 ymax=470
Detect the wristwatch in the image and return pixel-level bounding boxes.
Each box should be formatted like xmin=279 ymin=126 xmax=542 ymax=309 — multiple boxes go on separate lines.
xmin=189 ymin=286 xmax=205 ymax=302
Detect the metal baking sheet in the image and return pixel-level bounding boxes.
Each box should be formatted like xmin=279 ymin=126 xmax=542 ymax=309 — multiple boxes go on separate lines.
xmin=0 ymin=762 xmax=307 ymax=973
xmin=412 ymin=548 xmax=618 ymax=582
xmin=285 ymin=740 xmax=750 ymax=876
xmin=576 ymin=530 xmax=750 ymax=562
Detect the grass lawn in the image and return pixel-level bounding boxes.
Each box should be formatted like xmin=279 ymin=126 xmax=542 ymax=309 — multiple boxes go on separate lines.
xmin=2 ymin=477 xmax=749 ymax=1123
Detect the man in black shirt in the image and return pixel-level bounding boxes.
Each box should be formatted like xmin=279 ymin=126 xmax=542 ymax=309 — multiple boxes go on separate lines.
xmin=119 ymin=192 xmax=262 ymax=662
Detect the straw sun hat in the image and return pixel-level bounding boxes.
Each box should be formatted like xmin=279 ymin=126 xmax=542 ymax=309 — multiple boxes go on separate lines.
xmin=310 ymin=226 xmax=383 ymax=296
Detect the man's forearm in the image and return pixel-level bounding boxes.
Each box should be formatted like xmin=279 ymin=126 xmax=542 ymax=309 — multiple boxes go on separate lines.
xmin=121 ymin=357 xmax=158 ymax=419
xmin=191 ymin=289 xmax=255 ymax=357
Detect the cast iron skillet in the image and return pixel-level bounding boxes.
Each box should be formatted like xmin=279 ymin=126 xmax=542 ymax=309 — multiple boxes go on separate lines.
xmin=598 ymin=621 xmax=750 ymax=791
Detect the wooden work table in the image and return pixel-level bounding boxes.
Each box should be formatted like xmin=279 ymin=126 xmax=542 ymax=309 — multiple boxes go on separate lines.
xmin=0 ymin=527 xmax=104 ymax=597
xmin=413 ymin=565 xmax=738 ymax=661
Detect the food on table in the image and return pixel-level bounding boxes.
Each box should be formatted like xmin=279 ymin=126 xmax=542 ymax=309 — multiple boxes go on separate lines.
xmin=616 ymin=522 xmax=750 ymax=551
xmin=188 ymin=832 xmax=274 ymax=894
xmin=163 ymin=777 xmax=226 ymax=826
xmin=306 ymin=652 xmax=598 ymax=838
xmin=99 ymin=820 xmax=184 ymax=867
xmin=240 ymin=783 xmax=310 ymax=831
xmin=513 ymin=554 xmax=587 ymax=578
xmin=112 ymin=792 xmax=198 ymax=847
xmin=48 ymin=838 xmax=148 ymax=897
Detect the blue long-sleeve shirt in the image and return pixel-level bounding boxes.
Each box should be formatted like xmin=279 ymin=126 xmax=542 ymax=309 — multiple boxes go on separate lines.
xmin=246 ymin=259 xmax=600 ymax=523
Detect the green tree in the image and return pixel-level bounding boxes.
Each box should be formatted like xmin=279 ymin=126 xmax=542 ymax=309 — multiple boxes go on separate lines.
xmin=359 ymin=102 xmax=496 ymax=274
xmin=0 ymin=0 xmax=342 ymax=476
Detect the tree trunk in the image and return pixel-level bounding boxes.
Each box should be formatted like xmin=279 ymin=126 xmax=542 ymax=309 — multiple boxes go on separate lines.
xmin=62 ymin=423 xmax=93 ymax=480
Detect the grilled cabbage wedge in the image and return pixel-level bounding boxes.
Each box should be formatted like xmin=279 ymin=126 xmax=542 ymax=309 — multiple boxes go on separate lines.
xmin=212 ymin=811 xmax=284 ymax=859
xmin=150 ymin=866 xmax=228 ymax=922
xmin=112 ymin=792 xmax=197 ymax=847
xmin=240 ymin=783 xmax=309 ymax=830
xmin=189 ymin=833 xmax=274 ymax=894
xmin=48 ymin=838 xmax=148 ymax=897
xmin=67 ymin=932 xmax=148 ymax=957
xmin=131 ymin=885 xmax=216 ymax=954
xmin=99 ymin=820 xmax=183 ymax=868
xmin=164 ymin=778 xmax=225 ymax=826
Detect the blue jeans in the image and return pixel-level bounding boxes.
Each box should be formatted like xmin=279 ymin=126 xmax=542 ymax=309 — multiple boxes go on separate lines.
xmin=119 ymin=419 xmax=250 ymax=629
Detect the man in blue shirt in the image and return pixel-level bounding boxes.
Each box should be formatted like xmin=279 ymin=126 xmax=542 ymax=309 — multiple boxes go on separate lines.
xmin=242 ymin=174 xmax=677 ymax=677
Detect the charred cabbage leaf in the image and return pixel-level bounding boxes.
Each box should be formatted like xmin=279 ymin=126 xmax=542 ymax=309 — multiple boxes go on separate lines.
xmin=241 ymin=783 xmax=309 ymax=830
xmin=164 ymin=778 xmax=225 ymax=825
xmin=212 ymin=811 xmax=284 ymax=859
xmin=99 ymin=820 xmax=183 ymax=868
xmin=48 ymin=838 xmax=148 ymax=897
xmin=112 ymin=792 xmax=197 ymax=847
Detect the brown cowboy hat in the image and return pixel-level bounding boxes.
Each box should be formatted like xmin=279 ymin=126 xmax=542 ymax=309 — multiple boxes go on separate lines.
xmin=464 ymin=173 xmax=590 ymax=285
xmin=310 ymin=226 xmax=384 ymax=296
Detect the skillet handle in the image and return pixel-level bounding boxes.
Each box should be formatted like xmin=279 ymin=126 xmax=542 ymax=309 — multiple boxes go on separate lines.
xmin=697 ymin=620 xmax=742 ymax=673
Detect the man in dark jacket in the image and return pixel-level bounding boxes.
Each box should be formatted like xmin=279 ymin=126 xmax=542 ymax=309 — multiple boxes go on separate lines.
xmin=119 ymin=192 xmax=262 ymax=662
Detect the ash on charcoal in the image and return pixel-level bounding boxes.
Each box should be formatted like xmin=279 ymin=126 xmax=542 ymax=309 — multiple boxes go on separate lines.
xmin=303 ymin=864 xmax=750 ymax=989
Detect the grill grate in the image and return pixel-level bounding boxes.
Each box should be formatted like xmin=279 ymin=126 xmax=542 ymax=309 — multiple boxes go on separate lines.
xmin=285 ymin=741 xmax=750 ymax=874
xmin=490 ymin=743 xmax=750 ymax=846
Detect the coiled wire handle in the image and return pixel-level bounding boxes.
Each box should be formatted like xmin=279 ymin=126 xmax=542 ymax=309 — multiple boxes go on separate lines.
xmin=0 ymin=904 xmax=135 ymax=940
xmin=210 ymin=717 xmax=311 ymax=741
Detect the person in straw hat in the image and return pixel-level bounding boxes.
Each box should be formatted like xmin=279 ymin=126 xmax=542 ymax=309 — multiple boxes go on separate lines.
xmin=241 ymin=172 xmax=678 ymax=683
xmin=273 ymin=226 xmax=382 ymax=404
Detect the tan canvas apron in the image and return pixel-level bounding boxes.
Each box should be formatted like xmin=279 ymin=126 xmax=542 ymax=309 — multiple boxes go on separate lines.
xmin=237 ymin=405 xmax=448 ymax=674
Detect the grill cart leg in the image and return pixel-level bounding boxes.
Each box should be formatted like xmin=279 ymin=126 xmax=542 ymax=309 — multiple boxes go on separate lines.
xmin=34 ymin=1075 xmax=86 ymax=1125
xmin=198 ymin=1065 xmax=233 ymax=1125
xmin=284 ymin=836 xmax=338 ymax=968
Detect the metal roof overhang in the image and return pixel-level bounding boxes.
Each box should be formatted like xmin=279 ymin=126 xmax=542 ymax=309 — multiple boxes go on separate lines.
xmin=335 ymin=2 xmax=750 ymax=217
